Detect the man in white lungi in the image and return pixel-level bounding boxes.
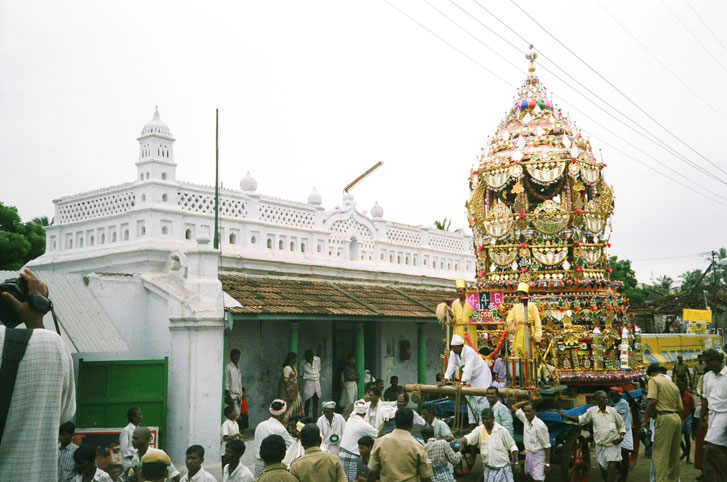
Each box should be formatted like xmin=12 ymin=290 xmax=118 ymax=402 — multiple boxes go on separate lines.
xmin=562 ymin=390 xmax=625 ymax=482
xmin=318 ymin=400 xmax=346 ymax=455
xmin=302 ymin=349 xmax=322 ymax=418
xmin=339 ymin=355 xmax=360 ymax=419
xmin=460 ymin=408 xmax=519 ymax=482
xmin=700 ymin=348 xmax=727 ymax=479
xmin=440 ymin=334 xmax=492 ymax=426
xmin=513 ymin=394 xmax=551 ymax=482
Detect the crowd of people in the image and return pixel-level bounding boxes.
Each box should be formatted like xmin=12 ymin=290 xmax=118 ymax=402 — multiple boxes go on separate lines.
xmin=2 ymin=270 xmax=727 ymax=482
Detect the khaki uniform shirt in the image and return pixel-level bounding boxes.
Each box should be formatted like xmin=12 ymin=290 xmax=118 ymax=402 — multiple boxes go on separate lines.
xmin=368 ymin=429 xmax=434 ymax=482
xmin=289 ymin=447 xmax=347 ymax=482
xmin=255 ymin=463 xmax=297 ymax=482
xmin=647 ymin=374 xmax=683 ymax=413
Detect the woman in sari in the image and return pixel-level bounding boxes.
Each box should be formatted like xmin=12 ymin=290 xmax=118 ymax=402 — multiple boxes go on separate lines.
xmin=280 ymin=352 xmax=304 ymax=417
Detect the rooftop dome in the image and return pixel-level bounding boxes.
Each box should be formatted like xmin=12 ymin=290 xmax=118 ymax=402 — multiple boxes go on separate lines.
xmin=140 ymin=107 xmax=173 ymax=138
xmin=307 ymin=187 xmax=322 ymax=206
xmin=370 ymin=201 xmax=384 ymax=219
xmin=240 ymin=171 xmax=258 ymax=192
xmin=467 ymin=49 xmax=615 ymax=290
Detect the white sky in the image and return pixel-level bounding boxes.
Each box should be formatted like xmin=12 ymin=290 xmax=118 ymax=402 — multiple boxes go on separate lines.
xmin=1 ymin=0 xmax=725 ymax=284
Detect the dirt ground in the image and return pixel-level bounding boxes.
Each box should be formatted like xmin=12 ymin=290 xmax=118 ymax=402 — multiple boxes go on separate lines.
xmin=455 ymin=439 xmax=702 ymax=481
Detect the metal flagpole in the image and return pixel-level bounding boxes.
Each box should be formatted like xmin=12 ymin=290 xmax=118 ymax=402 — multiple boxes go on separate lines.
xmin=213 ymin=108 xmax=220 ymax=249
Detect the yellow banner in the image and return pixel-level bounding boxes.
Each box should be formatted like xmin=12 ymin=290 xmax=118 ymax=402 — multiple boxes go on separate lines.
xmin=683 ymin=309 xmax=712 ymax=323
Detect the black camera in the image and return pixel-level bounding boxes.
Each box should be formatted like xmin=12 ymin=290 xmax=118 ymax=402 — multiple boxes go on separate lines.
xmin=0 ymin=276 xmax=28 ymax=326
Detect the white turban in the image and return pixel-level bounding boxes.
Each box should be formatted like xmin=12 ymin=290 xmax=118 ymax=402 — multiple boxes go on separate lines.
xmin=353 ymin=399 xmax=369 ymax=415
xmin=380 ymin=405 xmax=397 ymax=422
xmin=321 ymin=401 xmax=336 ymax=410
xmin=451 ymin=334 xmax=465 ymax=346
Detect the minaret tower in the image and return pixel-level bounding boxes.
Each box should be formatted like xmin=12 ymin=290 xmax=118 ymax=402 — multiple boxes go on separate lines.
xmin=136 ymin=107 xmax=176 ymax=182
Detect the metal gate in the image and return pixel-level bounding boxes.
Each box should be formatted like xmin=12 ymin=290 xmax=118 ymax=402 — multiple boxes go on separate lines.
xmin=76 ymin=358 xmax=168 ymax=449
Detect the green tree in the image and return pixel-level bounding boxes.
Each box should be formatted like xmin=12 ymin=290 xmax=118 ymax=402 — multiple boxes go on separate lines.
xmin=0 ymin=202 xmax=47 ymax=270
xmin=652 ymin=275 xmax=674 ymax=295
xmin=608 ymin=256 xmax=646 ymax=304
xmin=679 ymin=269 xmax=705 ymax=293
xmin=434 ymin=218 xmax=452 ymax=231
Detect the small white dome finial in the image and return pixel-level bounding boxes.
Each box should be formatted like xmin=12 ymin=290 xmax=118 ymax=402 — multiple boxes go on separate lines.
xmin=240 ymin=171 xmax=258 ymax=192
xmin=371 ymin=201 xmax=384 ymax=219
xmin=308 ymin=187 xmax=322 ymax=206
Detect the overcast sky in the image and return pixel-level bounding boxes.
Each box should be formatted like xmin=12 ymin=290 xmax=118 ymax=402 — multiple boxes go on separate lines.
xmin=1 ymin=0 xmax=725 ymax=284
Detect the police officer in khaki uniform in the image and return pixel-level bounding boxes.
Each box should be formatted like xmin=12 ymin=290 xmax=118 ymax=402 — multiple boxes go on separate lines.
xmin=367 ymin=408 xmax=433 ymax=482
xmin=257 ymin=435 xmax=298 ymax=482
xmin=642 ymin=364 xmax=683 ymax=482
xmin=289 ymin=424 xmax=347 ymax=482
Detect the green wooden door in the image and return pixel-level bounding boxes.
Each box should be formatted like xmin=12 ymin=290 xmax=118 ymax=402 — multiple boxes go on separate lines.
xmin=77 ymin=358 xmax=168 ymax=449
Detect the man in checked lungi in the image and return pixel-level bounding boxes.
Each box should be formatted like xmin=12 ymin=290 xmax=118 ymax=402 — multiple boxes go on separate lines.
xmin=423 ymin=425 xmax=461 ymax=482
xmin=460 ymin=408 xmax=519 ymax=482
xmin=339 ymin=400 xmax=378 ymax=482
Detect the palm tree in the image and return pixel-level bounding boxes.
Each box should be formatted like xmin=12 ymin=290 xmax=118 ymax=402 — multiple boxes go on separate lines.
xmin=653 ymin=275 xmax=674 ymax=295
xmin=31 ymin=216 xmax=50 ymax=226
xmin=434 ymin=218 xmax=452 ymax=231
xmin=679 ymin=269 xmax=704 ymax=293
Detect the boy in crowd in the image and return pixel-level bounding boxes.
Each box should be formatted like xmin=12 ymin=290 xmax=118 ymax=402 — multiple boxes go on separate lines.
xmin=71 ymin=445 xmax=113 ymax=482
xmin=221 ymin=406 xmax=243 ymax=469
xmin=59 ymin=421 xmax=79 ymax=482
xmin=423 ymin=425 xmax=461 ymax=482
xmin=222 ymin=439 xmax=253 ymax=482
xmin=180 ymin=445 xmax=217 ymax=482
xmin=355 ymin=436 xmax=374 ymax=482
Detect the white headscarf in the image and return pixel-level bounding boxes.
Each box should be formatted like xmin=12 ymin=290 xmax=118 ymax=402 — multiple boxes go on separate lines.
xmin=353 ymin=399 xmax=369 ymax=415
xmin=451 ymin=334 xmax=465 ymax=346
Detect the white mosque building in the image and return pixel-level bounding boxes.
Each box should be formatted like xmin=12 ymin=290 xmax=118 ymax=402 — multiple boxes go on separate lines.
xmin=29 ymin=109 xmax=475 ymax=468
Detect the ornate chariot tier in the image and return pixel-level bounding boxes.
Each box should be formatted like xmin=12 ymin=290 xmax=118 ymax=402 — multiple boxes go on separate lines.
xmin=460 ymin=51 xmax=643 ymax=386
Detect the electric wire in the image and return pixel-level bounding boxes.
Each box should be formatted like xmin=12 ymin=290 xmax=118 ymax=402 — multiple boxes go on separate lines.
xmin=659 ymin=0 xmax=727 ymax=75
xmin=381 ymin=0 xmax=727 ymax=206
xmin=381 ymin=0 xmax=517 ymax=89
xmin=508 ymin=0 xmax=727 ymax=178
xmin=451 ymin=0 xmax=727 ymax=187
xmin=422 ymin=0 xmax=727 ymax=201
xmin=684 ymin=0 xmax=727 ymax=53
xmin=594 ymin=0 xmax=727 ymax=123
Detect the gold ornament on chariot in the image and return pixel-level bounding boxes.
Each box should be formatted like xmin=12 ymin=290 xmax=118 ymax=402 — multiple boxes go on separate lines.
xmin=488 ymin=246 xmax=518 ymax=266
xmin=484 ymin=203 xmax=514 ymax=238
xmin=525 ymin=159 xmax=566 ymax=184
xmin=484 ymin=166 xmax=511 ymax=189
xmin=581 ymin=246 xmax=603 ymax=266
xmin=532 ymin=245 xmax=568 ymax=265
xmin=579 ymin=162 xmax=601 ymax=184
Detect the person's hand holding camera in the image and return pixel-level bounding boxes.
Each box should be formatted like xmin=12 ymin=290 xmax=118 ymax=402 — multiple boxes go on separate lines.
xmin=1 ymin=268 xmax=49 ymax=329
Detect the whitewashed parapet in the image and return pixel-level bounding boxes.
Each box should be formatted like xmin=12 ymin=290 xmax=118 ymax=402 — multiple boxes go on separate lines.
xmin=54 ymin=183 xmax=136 ymax=224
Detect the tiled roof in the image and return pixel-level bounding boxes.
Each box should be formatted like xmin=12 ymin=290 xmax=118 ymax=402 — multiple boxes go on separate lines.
xmin=220 ymin=276 xmax=451 ymax=319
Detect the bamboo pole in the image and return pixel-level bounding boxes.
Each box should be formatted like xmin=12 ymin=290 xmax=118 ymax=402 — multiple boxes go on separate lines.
xmin=402 ymin=383 xmax=532 ymax=399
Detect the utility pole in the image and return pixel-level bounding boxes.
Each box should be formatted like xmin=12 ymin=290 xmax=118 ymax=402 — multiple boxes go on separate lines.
xmin=712 ymin=250 xmax=718 ymax=316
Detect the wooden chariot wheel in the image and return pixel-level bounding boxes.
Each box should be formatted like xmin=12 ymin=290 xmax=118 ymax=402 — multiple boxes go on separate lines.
xmin=561 ymin=429 xmax=591 ymax=482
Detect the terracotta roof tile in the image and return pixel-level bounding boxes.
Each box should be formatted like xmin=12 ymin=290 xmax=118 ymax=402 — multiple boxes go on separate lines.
xmin=220 ymin=275 xmax=452 ymax=319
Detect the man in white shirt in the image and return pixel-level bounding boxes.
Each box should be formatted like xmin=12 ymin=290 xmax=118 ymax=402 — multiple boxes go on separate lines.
xmin=302 ymin=349 xmax=322 ymax=418
xmin=71 ymin=445 xmax=113 ymax=482
xmin=562 ymin=391 xmax=625 ymax=482
xmin=609 ymin=387 xmax=633 ymax=482
xmin=253 ymin=399 xmax=296 ymax=478
xmin=225 ymin=349 xmax=243 ymax=425
xmin=120 ymin=407 xmax=143 ymax=470
xmin=318 ymin=401 xmax=346 ymax=455
xmin=129 ymin=427 xmax=181 ymax=482
xmin=339 ymin=400 xmax=378 ymax=482
xmin=421 ymin=405 xmax=452 ymax=440
xmin=180 ymin=445 xmax=218 ymax=482
xmin=700 ymin=348 xmax=727 ymax=478
xmin=0 ymin=269 xmax=76 ymax=482
xmin=461 ymin=408 xmax=519 ymax=482
xmin=513 ymin=394 xmax=551 ymax=482
xmin=222 ymin=439 xmax=253 ymax=482
xmin=440 ymin=334 xmax=492 ymax=426
xmin=221 ymin=405 xmax=243 ymax=468
xmin=483 ymin=387 xmax=515 ymax=438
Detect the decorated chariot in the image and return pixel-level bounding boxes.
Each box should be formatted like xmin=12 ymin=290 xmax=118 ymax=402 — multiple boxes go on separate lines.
xmin=405 ymin=50 xmax=646 ymax=482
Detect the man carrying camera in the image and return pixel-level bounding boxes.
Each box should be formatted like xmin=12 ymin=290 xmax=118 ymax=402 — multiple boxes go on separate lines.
xmin=0 ymin=268 xmax=76 ymax=480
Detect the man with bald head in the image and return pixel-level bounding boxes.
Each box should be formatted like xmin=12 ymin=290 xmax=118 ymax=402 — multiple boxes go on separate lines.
xmin=129 ymin=427 xmax=181 ymax=482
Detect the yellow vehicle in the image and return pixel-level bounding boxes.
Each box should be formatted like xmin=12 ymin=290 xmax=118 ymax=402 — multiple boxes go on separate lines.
xmin=641 ymin=333 xmax=722 ymax=369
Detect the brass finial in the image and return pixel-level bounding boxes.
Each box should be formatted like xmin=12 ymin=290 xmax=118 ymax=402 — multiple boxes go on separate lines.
xmin=526 ymin=45 xmax=538 ymax=77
